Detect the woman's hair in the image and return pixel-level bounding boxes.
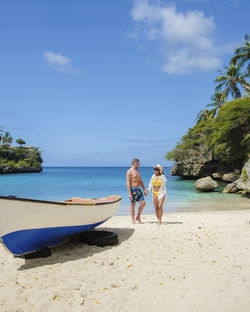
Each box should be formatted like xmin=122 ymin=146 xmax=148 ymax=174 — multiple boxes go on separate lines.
xmin=154 ymin=165 xmax=164 ymax=175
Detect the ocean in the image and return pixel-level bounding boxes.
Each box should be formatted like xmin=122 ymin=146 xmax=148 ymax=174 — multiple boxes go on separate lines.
xmin=1 ymin=166 xmax=248 ymax=215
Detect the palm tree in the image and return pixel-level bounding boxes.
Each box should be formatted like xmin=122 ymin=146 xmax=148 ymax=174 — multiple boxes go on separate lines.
xmin=206 ymin=91 xmax=224 ymax=116
xmin=2 ymin=132 xmax=13 ymax=145
xmin=215 ymin=63 xmax=250 ymax=101
xmin=195 ymin=108 xmax=216 ymax=124
xmin=231 ymin=34 xmax=250 ymax=74
xmin=0 ymin=127 xmax=3 ymax=144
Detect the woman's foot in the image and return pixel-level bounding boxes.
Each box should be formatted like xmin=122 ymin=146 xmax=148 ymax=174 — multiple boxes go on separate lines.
xmin=136 ymin=216 xmax=142 ymax=223
xmin=158 ymin=220 xmax=162 ymax=225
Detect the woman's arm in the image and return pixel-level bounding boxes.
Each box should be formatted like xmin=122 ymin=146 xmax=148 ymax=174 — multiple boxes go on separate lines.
xmin=147 ymin=175 xmax=154 ymax=192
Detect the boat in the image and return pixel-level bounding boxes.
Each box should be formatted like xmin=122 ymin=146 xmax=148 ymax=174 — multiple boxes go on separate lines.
xmin=0 ymin=195 xmax=121 ymax=256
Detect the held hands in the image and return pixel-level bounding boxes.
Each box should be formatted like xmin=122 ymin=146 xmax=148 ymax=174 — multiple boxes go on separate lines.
xmin=129 ymin=190 xmax=148 ymax=200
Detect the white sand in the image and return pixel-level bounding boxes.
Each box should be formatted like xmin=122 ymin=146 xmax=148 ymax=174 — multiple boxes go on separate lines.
xmin=1 ymin=210 xmax=250 ymax=312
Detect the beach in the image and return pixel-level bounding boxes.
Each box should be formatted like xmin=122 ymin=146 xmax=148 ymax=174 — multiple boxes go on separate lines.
xmin=1 ymin=209 xmax=250 ymax=312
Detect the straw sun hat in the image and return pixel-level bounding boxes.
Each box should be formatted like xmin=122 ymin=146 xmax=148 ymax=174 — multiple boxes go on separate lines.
xmin=154 ymin=164 xmax=163 ymax=174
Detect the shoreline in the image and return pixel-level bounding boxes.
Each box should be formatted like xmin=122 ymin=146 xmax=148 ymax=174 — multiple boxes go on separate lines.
xmin=117 ymin=194 xmax=250 ymax=215
xmin=1 ymin=209 xmax=250 ymax=311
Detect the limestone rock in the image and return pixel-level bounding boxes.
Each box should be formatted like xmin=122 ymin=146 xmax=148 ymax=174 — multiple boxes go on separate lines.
xmin=222 ymin=170 xmax=240 ymax=182
xmin=171 ymin=161 xmax=233 ymax=179
xmin=212 ymin=172 xmax=223 ymax=179
xmin=0 ymin=166 xmax=42 ymax=174
xmin=194 ymin=176 xmax=219 ymax=192
xmin=223 ymin=159 xmax=250 ymax=194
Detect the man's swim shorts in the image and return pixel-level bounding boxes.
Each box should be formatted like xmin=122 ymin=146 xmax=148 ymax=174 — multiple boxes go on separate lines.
xmin=130 ymin=187 xmax=144 ymax=203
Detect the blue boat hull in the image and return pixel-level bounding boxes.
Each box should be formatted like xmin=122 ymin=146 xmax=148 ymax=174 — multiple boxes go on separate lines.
xmin=1 ymin=219 xmax=107 ymax=255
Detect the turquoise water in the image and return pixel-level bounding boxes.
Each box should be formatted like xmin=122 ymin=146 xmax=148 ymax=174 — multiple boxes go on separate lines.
xmin=0 ymin=166 xmax=243 ymax=215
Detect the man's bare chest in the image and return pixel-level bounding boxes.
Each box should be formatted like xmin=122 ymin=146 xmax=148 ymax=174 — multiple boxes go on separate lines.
xmin=131 ymin=171 xmax=140 ymax=180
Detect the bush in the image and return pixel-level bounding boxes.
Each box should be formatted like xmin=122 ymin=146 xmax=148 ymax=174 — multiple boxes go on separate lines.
xmin=7 ymin=160 xmax=18 ymax=168
xmin=16 ymin=159 xmax=31 ymax=167
xmin=0 ymin=145 xmax=43 ymax=169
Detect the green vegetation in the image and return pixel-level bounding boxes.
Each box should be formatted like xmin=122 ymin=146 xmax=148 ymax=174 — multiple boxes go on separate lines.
xmin=215 ymin=62 xmax=249 ymax=101
xmin=0 ymin=130 xmax=42 ymax=171
xmin=166 ymin=98 xmax=250 ymax=167
xmin=16 ymin=138 xmax=26 ymax=147
xmin=166 ymin=35 xmax=250 ymax=170
xmin=231 ymin=34 xmax=250 ymax=76
xmin=241 ymin=168 xmax=248 ymax=182
xmin=2 ymin=132 xmax=13 ymax=145
xmin=0 ymin=145 xmax=42 ymax=169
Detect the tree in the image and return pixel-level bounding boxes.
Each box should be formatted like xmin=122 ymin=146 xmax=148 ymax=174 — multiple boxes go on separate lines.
xmin=2 ymin=132 xmax=13 ymax=145
xmin=0 ymin=127 xmax=3 ymax=144
xmin=231 ymin=34 xmax=250 ymax=75
xmin=215 ymin=63 xmax=250 ymax=101
xmin=195 ymin=108 xmax=216 ymax=124
xmin=16 ymin=138 xmax=26 ymax=147
xmin=206 ymin=91 xmax=224 ymax=116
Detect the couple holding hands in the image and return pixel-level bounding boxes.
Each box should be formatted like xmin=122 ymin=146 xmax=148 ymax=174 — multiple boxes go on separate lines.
xmin=126 ymin=158 xmax=167 ymax=225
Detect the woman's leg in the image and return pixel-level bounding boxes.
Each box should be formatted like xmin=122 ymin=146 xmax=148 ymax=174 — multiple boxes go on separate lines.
xmin=157 ymin=196 xmax=165 ymax=225
xmin=153 ymin=194 xmax=159 ymax=221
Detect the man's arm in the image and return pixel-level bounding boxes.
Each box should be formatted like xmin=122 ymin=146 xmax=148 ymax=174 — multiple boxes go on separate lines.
xmin=140 ymin=178 xmax=148 ymax=196
xmin=126 ymin=170 xmax=132 ymax=200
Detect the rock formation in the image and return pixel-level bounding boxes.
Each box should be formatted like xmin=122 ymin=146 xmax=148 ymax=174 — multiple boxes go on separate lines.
xmin=194 ymin=176 xmax=219 ymax=192
xmin=224 ymin=158 xmax=250 ymax=194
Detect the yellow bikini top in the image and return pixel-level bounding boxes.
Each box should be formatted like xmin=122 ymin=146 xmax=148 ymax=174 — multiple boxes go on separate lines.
xmin=152 ymin=176 xmax=162 ymax=187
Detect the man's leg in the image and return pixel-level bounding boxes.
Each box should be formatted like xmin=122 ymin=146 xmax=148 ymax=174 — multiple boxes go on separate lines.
xmin=136 ymin=200 xmax=145 ymax=223
xmin=130 ymin=202 xmax=136 ymax=224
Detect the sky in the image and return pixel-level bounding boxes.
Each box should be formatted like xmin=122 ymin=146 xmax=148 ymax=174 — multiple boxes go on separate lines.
xmin=0 ymin=0 xmax=249 ymax=166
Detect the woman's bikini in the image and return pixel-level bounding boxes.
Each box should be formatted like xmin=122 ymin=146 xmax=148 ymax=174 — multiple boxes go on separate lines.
xmin=152 ymin=175 xmax=162 ymax=197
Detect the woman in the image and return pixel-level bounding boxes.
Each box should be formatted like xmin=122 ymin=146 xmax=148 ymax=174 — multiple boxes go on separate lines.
xmin=147 ymin=164 xmax=167 ymax=225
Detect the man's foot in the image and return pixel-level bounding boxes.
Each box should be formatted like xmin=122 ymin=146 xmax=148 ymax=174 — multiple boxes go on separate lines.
xmin=158 ymin=220 xmax=162 ymax=225
xmin=132 ymin=218 xmax=136 ymax=224
xmin=136 ymin=216 xmax=142 ymax=224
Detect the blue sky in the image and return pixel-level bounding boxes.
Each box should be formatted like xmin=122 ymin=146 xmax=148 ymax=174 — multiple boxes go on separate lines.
xmin=1 ymin=0 xmax=249 ymax=166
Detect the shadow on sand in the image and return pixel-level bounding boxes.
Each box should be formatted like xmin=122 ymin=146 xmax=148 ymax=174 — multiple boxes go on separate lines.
xmin=18 ymin=227 xmax=134 ymax=271
xmin=143 ymin=221 xmax=183 ymax=225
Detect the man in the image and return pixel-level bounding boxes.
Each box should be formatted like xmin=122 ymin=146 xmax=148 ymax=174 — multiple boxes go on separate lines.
xmin=126 ymin=159 xmax=147 ymax=224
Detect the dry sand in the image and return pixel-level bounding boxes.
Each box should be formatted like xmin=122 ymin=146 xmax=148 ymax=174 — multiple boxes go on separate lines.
xmin=1 ymin=210 xmax=250 ymax=312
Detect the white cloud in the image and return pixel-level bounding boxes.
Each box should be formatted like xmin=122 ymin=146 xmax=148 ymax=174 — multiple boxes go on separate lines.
xmin=162 ymin=49 xmax=221 ymax=74
xmin=130 ymin=0 xmax=228 ymax=74
xmin=44 ymin=51 xmax=82 ymax=74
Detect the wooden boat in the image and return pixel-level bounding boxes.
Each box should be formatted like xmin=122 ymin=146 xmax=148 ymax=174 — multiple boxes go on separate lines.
xmin=0 ymin=195 xmax=121 ymax=255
